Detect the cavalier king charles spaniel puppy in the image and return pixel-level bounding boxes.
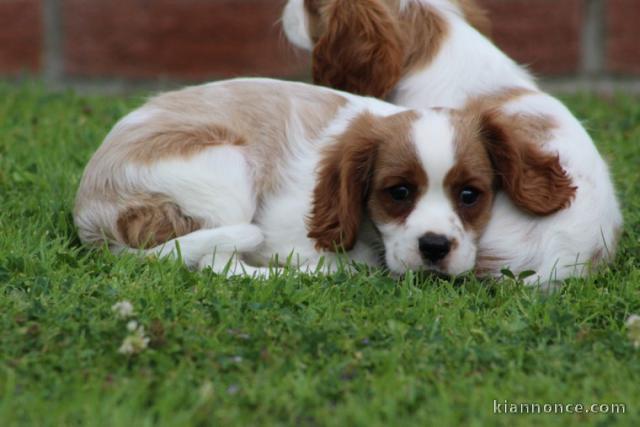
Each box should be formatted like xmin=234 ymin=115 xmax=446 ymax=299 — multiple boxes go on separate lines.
xmin=282 ymin=0 xmax=622 ymax=284
xmin=74 ymin=78 xmax=576 ymax=278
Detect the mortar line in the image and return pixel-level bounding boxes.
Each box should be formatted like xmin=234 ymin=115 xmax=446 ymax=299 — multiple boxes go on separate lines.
xmin=42 ymin=0 xmax=63 ymax=85
xmin=582 ymin=0 xmax=605 ymax=77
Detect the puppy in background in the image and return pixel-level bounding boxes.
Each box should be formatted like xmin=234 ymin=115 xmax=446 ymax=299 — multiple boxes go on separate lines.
xmin=282 ymin=0 xmax=622 ymax=284
xmin=74 ymin=78 xmax=574 ymax=278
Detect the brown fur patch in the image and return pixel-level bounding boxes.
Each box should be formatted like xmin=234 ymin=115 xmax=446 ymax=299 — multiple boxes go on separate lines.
xmin=446 ymin=112 xmax=496 ymax=234
xmin=368 ymin=113 xmax=427 ymax=224
xmin=474 ymin=253 xmax=507 ymax=276
xmin=308 ymin=110 xmax=420 ymax=250
xmin=454 ymin=0 xmax=492 ymax=37
xmin=304 ymin=0 xmax=323 ymax=40
xmin=463 ymin=88 xmax=556 ymax=148
xmin=117 ymin=195 xmax=201 ymax=249
xmin=311 ymin=0 xmax=405 ymax=98
xmin=299 ymin=93 xmax=348 ymax=140
xmin=128 ymin=124 xmax=245 ymax=164
xmin=463 ymin=87 xmax=535 ymax=112
xmin=398 ymin=2 xmax=448 ymax=76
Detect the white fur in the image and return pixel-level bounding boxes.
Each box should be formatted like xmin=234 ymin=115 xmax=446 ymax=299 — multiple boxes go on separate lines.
xmin=282 ymin=0 xmax=313 ymax=50
xmin=282 ymin=0 xmax=623 ymax=285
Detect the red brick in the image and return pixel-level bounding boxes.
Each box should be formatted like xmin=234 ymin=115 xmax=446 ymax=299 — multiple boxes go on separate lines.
xmin=62 ymin=0 xmax=309 ymax=80
xmin=478 ymin=0 xmax=584 ymax=75
xmin=0 ymin=0 xmax=42 ymax=74
xmin=606 ymin=0 xmax=640 ymax=75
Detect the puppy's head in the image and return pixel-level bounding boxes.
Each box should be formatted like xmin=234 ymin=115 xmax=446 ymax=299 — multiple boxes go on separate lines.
xmin=282 ymin=0 xmax=490 ymax=98
xmin=308 ymin=108 xmax=575 ymax=276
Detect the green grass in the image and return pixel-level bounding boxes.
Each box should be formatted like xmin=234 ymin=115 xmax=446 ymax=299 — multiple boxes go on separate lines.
xmin=0 ymin=82 xmax=639 ymax=427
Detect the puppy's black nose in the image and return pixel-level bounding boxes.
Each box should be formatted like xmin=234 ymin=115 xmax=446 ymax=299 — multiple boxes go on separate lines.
xmin=419 ymin=233 xmax=451 ymax=262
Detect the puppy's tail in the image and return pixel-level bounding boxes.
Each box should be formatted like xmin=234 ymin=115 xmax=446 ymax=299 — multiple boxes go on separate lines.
xmin=105 ymin=197 xmax=262 ymax=267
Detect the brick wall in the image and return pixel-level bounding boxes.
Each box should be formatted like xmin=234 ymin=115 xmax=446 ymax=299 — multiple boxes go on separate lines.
xmin=0 ymin=0 xmax=42 ymax=74
xmin=1 ymin=0 xmax=639 ymax=88
xmin=606 ymin=0 xmax=640 ymax=74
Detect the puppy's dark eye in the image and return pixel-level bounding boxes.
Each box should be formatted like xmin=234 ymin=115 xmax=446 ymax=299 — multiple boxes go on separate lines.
xmin=459 ymin=186 xmax=481 ymax=206
xmin=388 ymin=185 xmax=411 ymax=201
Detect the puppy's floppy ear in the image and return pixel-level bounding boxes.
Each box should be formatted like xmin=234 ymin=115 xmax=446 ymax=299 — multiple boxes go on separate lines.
xmin=312 ymin=0 xmax=403 ymax=98
xmin=479 ymin=110 xmax=576 ymax=216
xmin=308 ymin=113 xmax=380 ymax=251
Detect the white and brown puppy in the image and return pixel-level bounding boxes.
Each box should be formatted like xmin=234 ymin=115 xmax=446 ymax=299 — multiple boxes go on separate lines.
xmin=283 ymin=0 xmax=623 ymax=283
xmin=74 ymin=78 xmax=573 ymax=277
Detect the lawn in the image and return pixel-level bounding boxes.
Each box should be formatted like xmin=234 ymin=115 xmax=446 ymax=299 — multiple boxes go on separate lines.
xmin=0 ymin=82 xmax=639 ymax=426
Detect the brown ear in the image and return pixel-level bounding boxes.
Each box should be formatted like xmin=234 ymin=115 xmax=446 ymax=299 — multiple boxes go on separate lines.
xmin=312 ymin=0 xmax=403 ymax=98
xmin=308 ymin=113 xmax=379 ymax=251
xmin=479 ymin=110 xmax=576 ymax=216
